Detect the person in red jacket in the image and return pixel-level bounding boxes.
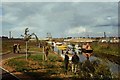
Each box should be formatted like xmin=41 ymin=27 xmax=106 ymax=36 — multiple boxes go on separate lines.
xmin=82 ymin=43 xmax=93 ymax=58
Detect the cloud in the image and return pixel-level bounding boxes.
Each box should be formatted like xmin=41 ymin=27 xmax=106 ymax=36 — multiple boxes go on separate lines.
xmin=2 ymin=0 xmax=119 ymax=2
xmin=67 ymin=26 xmax=86 ymax=34
xmin=2 ymin=2 xmax=118 ymax=37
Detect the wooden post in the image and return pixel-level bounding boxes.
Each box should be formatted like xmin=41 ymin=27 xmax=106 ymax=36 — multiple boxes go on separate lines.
xmin=43 ymin=46 xmax=45 ymax=60
xmin=26 ymin=41 xmax=28 ymax=60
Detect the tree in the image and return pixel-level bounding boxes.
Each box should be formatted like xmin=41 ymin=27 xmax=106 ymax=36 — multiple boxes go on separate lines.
xmin=21 ymin=28 xmax=39 ymax=60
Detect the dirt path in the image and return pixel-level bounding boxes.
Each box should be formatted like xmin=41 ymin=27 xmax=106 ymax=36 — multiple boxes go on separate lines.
xmin=1 ymin=51 xmax=42 ymax=61
xmin=0 ymin=52 xmax=25 ymax=67
xmin=0 ymin=51 xmax=42 ymax=80
xmin=1 ymin=53 xmax=24 ymax=61
xmin=0 ymin=51 xmax=42 ymax=67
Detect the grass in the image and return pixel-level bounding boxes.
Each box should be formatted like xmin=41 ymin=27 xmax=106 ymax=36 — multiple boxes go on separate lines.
xmin=91 ymin=42 xmax=120 ymax=65
xmin=2 ymin=39 xmax=43 ymax=54
xmin=7 ymin=58 xmax=29 ymax=72
xmin=28 ymin=53 xmax=43 ymax=61
xmin=3 ymin=52 xmax=118 ymax=79
xmin=91 ymin=42 xmax=119 ymax=56
xmin=2 ymin=39 xmax=120 ymax=79
xmin=3 ymin=53 xmax=66 ymax=79
xmin=2 ymin=39 xmax=119 ymax=59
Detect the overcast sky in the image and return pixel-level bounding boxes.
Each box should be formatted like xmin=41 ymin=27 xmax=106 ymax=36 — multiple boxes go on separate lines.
xmin=1 ymin=2 xmax=119 ymax=38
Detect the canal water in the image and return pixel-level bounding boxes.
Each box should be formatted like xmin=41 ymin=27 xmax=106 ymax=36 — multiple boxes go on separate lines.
xmin=54 ymin=45 xmax=119 ymax=76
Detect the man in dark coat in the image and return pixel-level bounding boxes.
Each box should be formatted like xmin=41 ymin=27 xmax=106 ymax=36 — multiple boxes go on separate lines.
xmin=64 ymin=51 xmax=69 ymax=74
xmin=13 ymin=44 xmax=17 ymax=53
xmin=71 ymin=52 xmax=79 ymax=73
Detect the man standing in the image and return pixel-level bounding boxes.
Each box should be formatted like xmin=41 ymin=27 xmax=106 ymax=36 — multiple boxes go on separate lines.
xmin=44 ymin=44 xmax=49 ymax=61
xmin=71 ymin=52 xmax=79 ymax=73
xmin=16 ymin=44 xmax=20 ymax=53
xmin=64 ymin=51 xmax=69 ymax=74
xmin=51 ymin=42 xmax=54 ymax=52
xmin=13 ymin=44 xmax=17 ymax=53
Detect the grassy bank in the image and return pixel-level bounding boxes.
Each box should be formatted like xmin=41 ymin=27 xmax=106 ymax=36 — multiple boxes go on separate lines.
xmin=3 ymin=53 xmax=118 ymax=80
xmin=91 ymin=42 xmax=120 ymax=64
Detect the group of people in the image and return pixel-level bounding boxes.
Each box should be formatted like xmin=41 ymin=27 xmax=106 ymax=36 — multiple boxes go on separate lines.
xmin=64 ymin=51 xmax=80 ymax=74
xmin=13 ymin=44 xmax=21 ymax=53
xmin=64 ymin=42 xmax=93 ymax=74
xmin=40 ymin=42 xmax=93 ymax=74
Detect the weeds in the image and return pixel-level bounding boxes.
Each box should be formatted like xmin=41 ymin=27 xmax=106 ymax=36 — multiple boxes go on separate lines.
xmin=4 ymin=53 xmax=117 ymax=79
xmin=92 ymin=42 xmax=119 ymax=56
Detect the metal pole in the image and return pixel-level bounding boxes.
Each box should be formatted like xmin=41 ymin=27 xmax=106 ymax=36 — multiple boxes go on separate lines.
xmin=26 ymin=41 xmax=28 ymax=60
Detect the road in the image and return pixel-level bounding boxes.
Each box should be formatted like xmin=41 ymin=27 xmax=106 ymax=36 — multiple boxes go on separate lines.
xmin=0 ymin=67 xmax=20 ymax=80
